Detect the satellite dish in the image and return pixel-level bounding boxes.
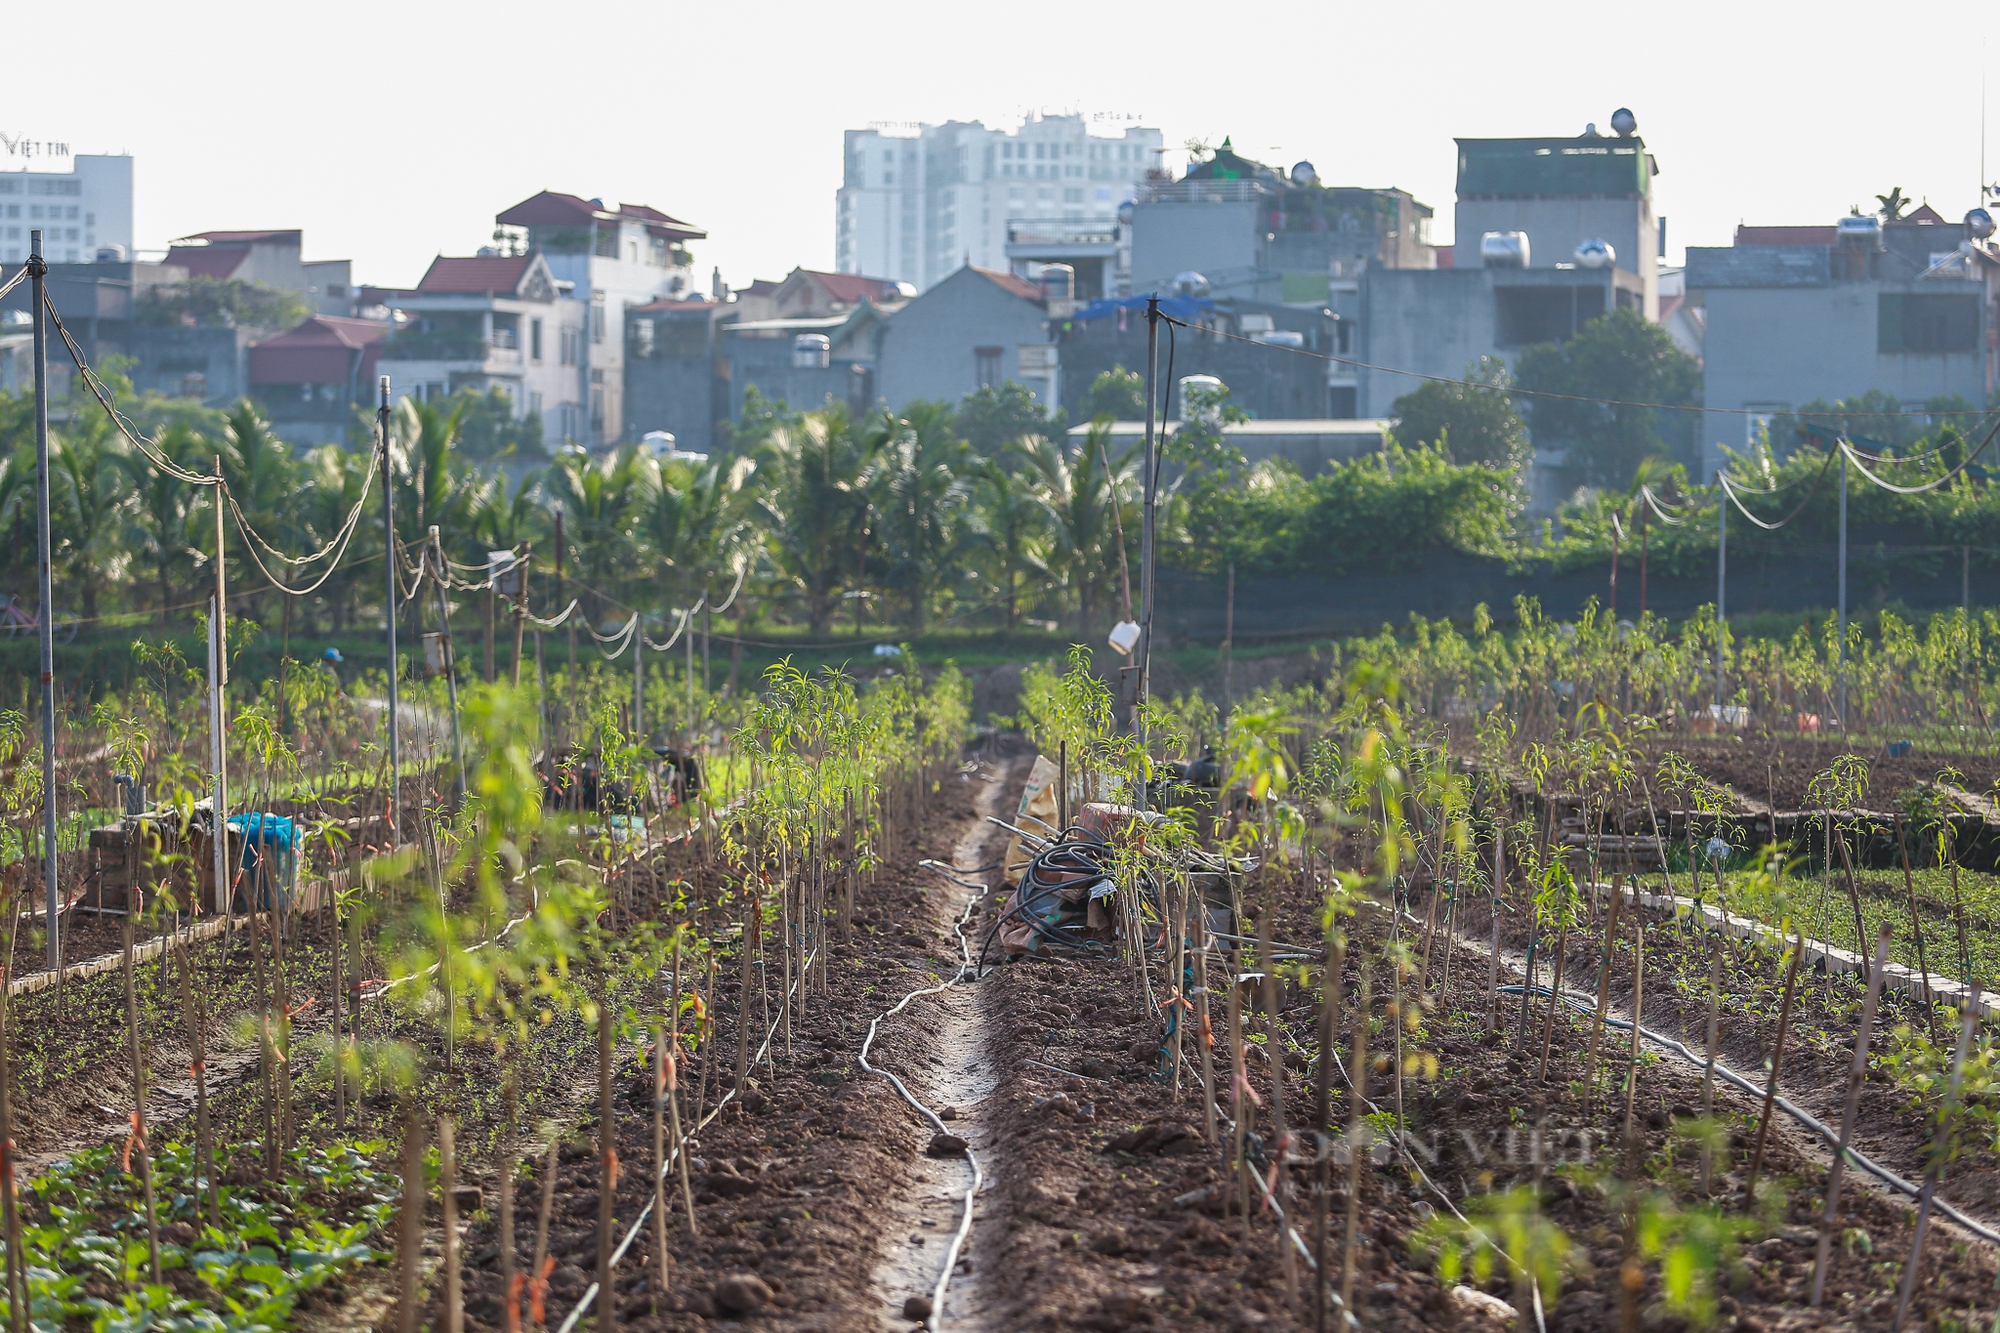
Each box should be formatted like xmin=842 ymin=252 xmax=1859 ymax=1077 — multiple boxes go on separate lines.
xmin=1969 ymin=207 xmax=1997 ymax=240
xmin=1290 ymin=160 xmax=1317 ymax=188
xmin=1116 ymin=198 xmax=1135 ymax=226
xmin=1610 ymin=107 xmax=1637 ymax=137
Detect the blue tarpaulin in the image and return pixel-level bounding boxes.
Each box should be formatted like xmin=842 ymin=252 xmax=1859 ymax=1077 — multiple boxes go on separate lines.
xmin=227 ymin=812 xmax=300 ymax=911
xmin=1069 ymin=294 xmax=1214 ymax=323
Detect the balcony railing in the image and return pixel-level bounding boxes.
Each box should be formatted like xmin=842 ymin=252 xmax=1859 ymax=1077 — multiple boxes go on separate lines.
xmin=379 ymin=332 xmax=520 ymax=363
xmin=1135 ymin=178 xmax=1270 ymax=205
xmin=1006 ymin=218 xmax=1119 ymax=247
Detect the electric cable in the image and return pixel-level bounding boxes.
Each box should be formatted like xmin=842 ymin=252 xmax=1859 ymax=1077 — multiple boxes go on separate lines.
xmin=1840 ymin=420 xmax=2000 ymax=495
xmin=1714 ymin=443 xmax=1842 ymax=532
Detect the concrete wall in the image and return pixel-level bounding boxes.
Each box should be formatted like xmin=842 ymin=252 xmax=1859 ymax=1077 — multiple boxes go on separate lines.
xmin=876 ymin=267 xmax=1047 ymax=410
xmin=1355 ymin=269 xmax=1497 ymax=418
xmin=1057 ymin=311 xmax=1333 ymax=421
xmin=1454 ymin=195 xmax=1655 ymax=314
xmin=1697 ymin=278 xmax=1990 ymax=473
xmin=128 ymin=326 xmax=254 ymax=405
xmin=1128 ymin=200 xmax=1259 ymax=296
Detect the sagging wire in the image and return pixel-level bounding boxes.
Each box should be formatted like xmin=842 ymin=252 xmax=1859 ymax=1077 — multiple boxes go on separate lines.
xmin=1840 ymin=420 xmax=2000 ymax=496
xmin=1637 ymin=484 xmax=1689 ymax=527
xmin=44 ymin=292 xmax=219 ymax=487
xmin=1714 ymin=442 xmax=1841 ymax=532
xmin=643 ymin=600 xmax=699 ymax=653
xmin=226 ymin=454 xmax=383 ymax=597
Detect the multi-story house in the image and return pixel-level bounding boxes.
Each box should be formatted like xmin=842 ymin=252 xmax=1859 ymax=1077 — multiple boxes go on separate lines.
xmin=492 ymin=191 xmax=705 ymax=447
xmin=837 ymin=114 xmax=1163 ymax=293
xmin=375 ymin=251 xmax=587 ymax=450
xmin=0 ymin=149 xmax=131 ymax=266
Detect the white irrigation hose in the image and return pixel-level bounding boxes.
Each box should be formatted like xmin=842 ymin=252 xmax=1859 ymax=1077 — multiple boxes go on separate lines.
xmin=858 ymin=882 xmax=987 ymax=1333
xmin=1500 ymin=984 xmax=2000 ymax=1247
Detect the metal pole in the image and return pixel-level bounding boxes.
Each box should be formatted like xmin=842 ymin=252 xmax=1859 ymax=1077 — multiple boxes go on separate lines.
xmin=212 ymin=456 xmax=230 ymax=913
xmin=1838 ymin=448 xmax=1848 ymax=729
xmin=1715 ymin=470 xmax=1727 ymax=706
xmin=634 ymin=614 xmax=644 ymax=744
xmin=28 ymin=231 xmax=57 ymax=968
xmin=380 ymin=377 xmax=401 ymax=841
xmin=686 ymin=600 xmax=697 ymax=754
xmin=428 ymin=527 xmax=467 ymax=805
xmin=208 ymin=602 xmax=228 ymax=918
xmin=1136 ymin=295 xmax=1159 ymax=812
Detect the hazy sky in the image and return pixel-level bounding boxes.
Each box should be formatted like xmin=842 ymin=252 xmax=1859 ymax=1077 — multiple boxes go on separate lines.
xmin=11 ymin=0 xmax=1993 ymax=289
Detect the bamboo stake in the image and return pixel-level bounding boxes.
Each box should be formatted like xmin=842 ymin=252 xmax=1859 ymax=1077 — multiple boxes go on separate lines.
xmin=1811 ymin=927 xmax=1893 ymax=1307
xmin=1340 ymin=962 xmax=1370 ymax=1321
xmin=529 ymin=1139 xmax=559 ymax=1329
xmin=398 ymin=1105 xmax=427 ymax=1333
xmin=1893 ymin=813 xmax=1936 ymax=1027
xmin=1227 ymin=962 xmax=1250 ymax=1234
xmin=1536 ymin=921 xmax=1567 ymax=1082
xmin=499 ymin=1070 xmax=518 ymax=1333
xmin=1891 ymin=984 xmax=1981 ymax=1333
xmin=173 ymin=922 xmax=220 ymax=1226
xmin=1582 ymin=884 xmax=1626 ymax=1116
xmin=442 ymin=1117 xmax=463 ymax=1333
xmin=1259 ymin=897 xmax=1297 ymax=1304
xmin=1743 ymin=931 xmax=1804 ymax=1205
xmin=122 ymin=883 xmax=162 ymax=1283
xmin=652 ymin=1026 xmax=671 ymax=1308
xmin=1699 ymin=953 xmax=1720 ymax=1196
xmin=0 ymin=952 xmax=25 ymax=1333
xmin=1196 ymin=921 xmax=1218 ymax=1147
xmin=597 ymin=993 xmax=617 ymax=1333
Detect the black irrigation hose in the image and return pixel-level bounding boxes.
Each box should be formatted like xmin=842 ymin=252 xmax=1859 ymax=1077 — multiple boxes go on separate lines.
xmin=1498 ymin=984 xmax=2000 ymax=1246
xmin=972 ymin=831 xmax=1169 ymax=973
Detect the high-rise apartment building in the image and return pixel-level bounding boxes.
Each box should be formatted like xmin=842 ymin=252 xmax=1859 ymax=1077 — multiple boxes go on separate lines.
xmin=836 ymin=114 xmax=1163 ymax=293
xmin=0 ymin=151 xmax=133 ymax=266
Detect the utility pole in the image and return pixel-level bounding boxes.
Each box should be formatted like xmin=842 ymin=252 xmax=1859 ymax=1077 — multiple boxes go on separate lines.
xmin=1838 ymin=448 xmax=1849 ymax=729
xmin=1609 ymin=513 xmax=1620 ymax=619
xmin=634 ymin=615 xmax=645 ymax=746
xmin=212 ymin=455 xmax=230 ymax=916
xmin=1136 ymin=296 xmax=1160 ymax=812
xmin=1715 ymin=470 xmax=1727 ymax=707
xmin=380 ymin=378 xmax=401 ymax=841
xmin=428 ymin=526 xmax=467 ymax=805
xmin=1638 ymin=499 xmax=1649 ymax=619
xmin=29 ymin=231 xmax=57 ymax=968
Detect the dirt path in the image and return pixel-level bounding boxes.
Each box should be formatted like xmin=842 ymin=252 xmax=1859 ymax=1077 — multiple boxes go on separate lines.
xmin=861 ymin=760 xmax=1017 ymax=1329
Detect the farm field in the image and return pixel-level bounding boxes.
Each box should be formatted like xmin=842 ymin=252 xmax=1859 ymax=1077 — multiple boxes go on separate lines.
xmin=15 ymin=604 xmax=2000 ymax=1333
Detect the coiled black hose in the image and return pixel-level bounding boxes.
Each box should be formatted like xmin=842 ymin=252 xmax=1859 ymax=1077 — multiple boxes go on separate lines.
xmin=974 ymin=828 xmax=1165 ymax=972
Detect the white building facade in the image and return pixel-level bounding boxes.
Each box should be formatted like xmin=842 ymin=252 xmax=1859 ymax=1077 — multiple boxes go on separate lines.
xmin=837 ymin=115 xmax=1162 ymax=293
xmin=0 ymin=152 xmax=133 ymax=266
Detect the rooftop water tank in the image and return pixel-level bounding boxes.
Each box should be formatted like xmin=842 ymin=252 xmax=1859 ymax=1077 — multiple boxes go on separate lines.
xmin=1575 ymin=238 xmax=1615 ymax=269
xmin=793 ymin=333 xmax=832 ymax=369
xmin=1837 ymin=215 xmax=1883 ymax=246
xmin=1179 ymin=374 xmax=1225 ymax=424
xmin=1967 ymin=208 xmax=1996 ymax=241
xmin=1174 ymin=271 xmax=1210 ymax=298
xmin=1480 ymin=232 xmax=1530 ymax=268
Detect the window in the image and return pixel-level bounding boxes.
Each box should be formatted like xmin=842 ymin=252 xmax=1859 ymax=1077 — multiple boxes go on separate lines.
xmin=590 ymin=291 xmax=605 ymax=344
xmin=1495 ymin=285 xmax=1604 ymax=347
xmin=328 ymin=283 xmax=347 ymax=298
xmin=1879 ymin=294 xmax=1979 ymax=354
xmin=590 ymin=369 xmax=606 ymax=432
xmin=531 ymin=317 xmax=543 ymax=362
xmin=560 ymin=327 xmax=579 ymax=365
xmin=974 ymin=346 xmax=1002 ymax=387
xmin=179 ymin=372 xmax=208 ymax=398
xmin=593 ymin=225 xmax=619 ymax=259
xmin=1063 ymin=188 xmax=1083 ymax=204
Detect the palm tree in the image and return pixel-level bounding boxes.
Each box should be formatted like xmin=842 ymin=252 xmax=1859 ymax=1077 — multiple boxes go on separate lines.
xmin=755 ymin=408 xmax=872 ymax=637
xmin=296 ymin=443 xmax=372 ymax=630
xmin=543 ymin=445 xmax=649 ymax=627
xmin=1875 ymin=187 xmax=1911 ymax=222
xmin=48 ymin=416 xmax=132 ymax=624
xmin=121 ymin=423 xmax=210 ymax=623
xmin=965 ymin=453 xmax=1047 ymax=630
xmin=389 ymin=397 xmax=478 ymax=631
xmin=639 ymin=453 xmax=756 ymax=616
xmin=221 ymin=402 xmax=305 ymax=623
xmin=1018 ymin=424 xmax=1136 ymax=636
xmin=867 ymin=401 xmax=970 ymax=630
